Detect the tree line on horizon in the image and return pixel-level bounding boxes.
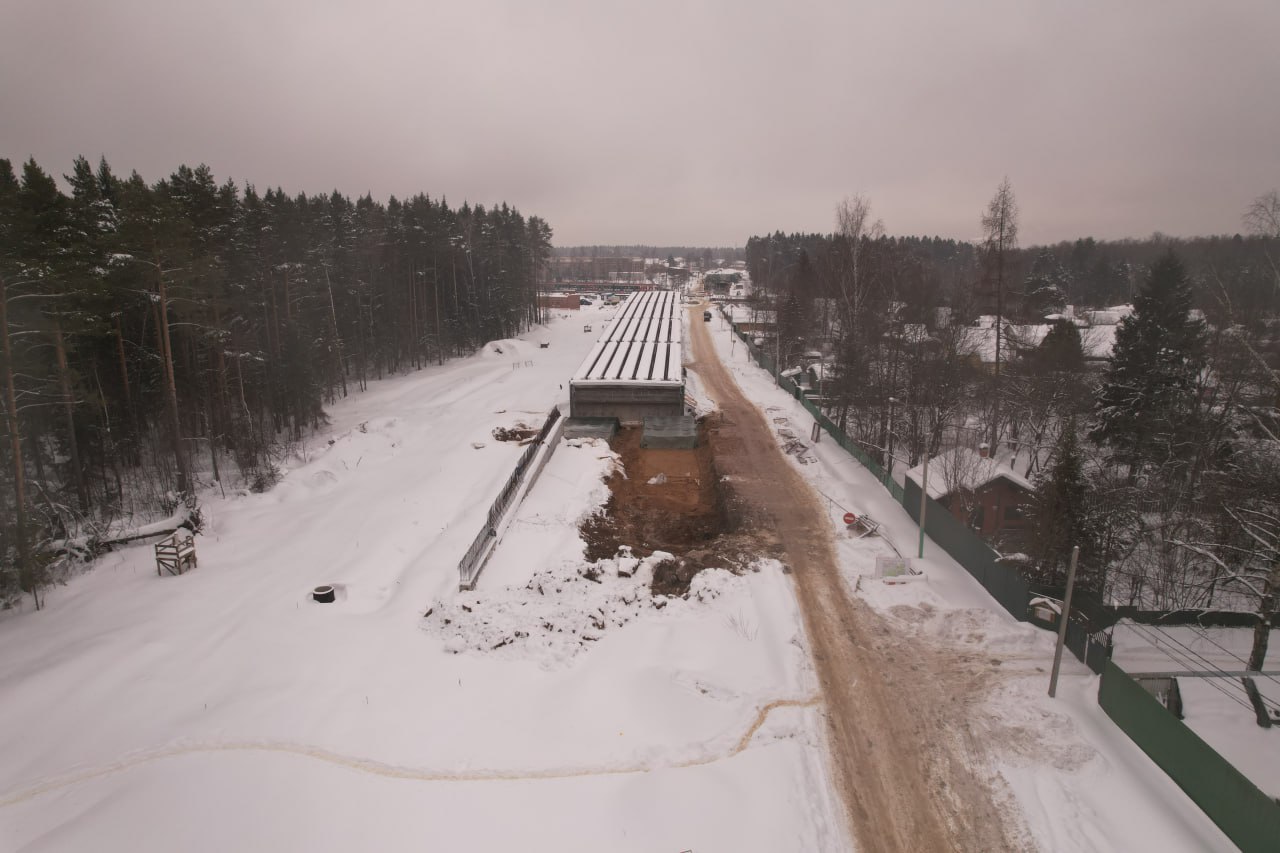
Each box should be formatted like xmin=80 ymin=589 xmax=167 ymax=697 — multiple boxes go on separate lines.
xmin=745 ymin=186 xmax=1280 ymax=669
xmin=0 ymin=154 xmax=553 ymax=607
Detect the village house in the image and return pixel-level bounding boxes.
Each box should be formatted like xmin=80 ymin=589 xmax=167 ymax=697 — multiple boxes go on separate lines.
xmin=704 ymin=269 xmax=743 ymax=294
xmin=904 ymin=445 xmax=1035 ymax=540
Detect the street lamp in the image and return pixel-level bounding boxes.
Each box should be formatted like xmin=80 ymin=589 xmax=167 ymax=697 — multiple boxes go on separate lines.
xmin=886 ymin=397 xmax=900 ymax=478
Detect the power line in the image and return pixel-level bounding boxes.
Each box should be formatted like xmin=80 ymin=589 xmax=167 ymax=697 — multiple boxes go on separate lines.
xmin=1122 ymin=623 xmax=1252 ymax=713
xmin=1121 ymin=623 xmax=1258 ymax=714
xmin=1184 ymin=624 xmax=1280 ymax=703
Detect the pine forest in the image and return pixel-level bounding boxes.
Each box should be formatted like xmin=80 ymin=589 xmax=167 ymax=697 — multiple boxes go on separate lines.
xmin=0 ymin=156 xmax=552 ymax=606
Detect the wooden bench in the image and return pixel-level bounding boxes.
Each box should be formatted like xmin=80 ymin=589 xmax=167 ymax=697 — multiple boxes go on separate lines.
xmin=155 ymin=532 xmax=197 ymax=576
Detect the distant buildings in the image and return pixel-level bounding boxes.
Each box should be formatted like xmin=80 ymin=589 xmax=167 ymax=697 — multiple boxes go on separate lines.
xmin=704 ymin=269 xmax=742 ymax=294
xmin=956 ymin=304 xmax=1134 ymax=369
xmin=550 ymin=256 xmax=645 ymax=283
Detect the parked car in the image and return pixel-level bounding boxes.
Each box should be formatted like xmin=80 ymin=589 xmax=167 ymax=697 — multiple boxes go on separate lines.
xmin=579 ymin=296 xmax=593 ymax=306
xmin=703 ymin=310 xmax=712 ymax=322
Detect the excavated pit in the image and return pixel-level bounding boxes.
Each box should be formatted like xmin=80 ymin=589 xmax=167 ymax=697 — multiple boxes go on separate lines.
xmin=580 ymin=415 xmax=782 ymax=596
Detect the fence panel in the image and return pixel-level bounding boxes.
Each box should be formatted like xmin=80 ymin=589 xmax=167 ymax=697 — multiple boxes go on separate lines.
xmin=458 ymin=406 xmax=561 ymax=589
xmin=1064 ymin=620 xmax=1113 ymax=676
xmin=901 ymin=476 xmax=1029 ymax=620
xmin=729 ymin=316 xmax=1027 ymax=620
xmin=1099 ymin=661 xmax=1280 ymax=853
xmin=728 ymin=319 xmax=902 ymax=512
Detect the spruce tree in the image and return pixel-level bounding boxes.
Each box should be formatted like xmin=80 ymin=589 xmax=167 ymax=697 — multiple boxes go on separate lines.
xmin=1090 ymin=251 xmax=1206 ymax=480
xmin=1031 ymin=420 xmax=1093 ymax=586
xmin=1033 ymin=318 xmax=1085 ymax=374
xmin=1022 ymin=249 xmax=1069 ymax=319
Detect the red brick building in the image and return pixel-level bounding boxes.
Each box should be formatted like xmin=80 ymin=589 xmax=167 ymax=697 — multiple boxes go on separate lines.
xmin=537 ymin=293 xmax=581 ymax=311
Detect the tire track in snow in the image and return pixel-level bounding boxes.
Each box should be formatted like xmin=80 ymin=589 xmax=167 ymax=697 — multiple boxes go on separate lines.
xmin=0 ymin=695 xmax=819 ymax=807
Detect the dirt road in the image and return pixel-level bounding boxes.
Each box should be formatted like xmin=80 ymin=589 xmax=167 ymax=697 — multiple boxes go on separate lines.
xmin=688 ymin=307 xmax=1030 ymax=853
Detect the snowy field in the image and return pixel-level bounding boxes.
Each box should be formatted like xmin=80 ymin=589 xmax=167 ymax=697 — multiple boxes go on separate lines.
xmin=701 ymin=312 xmax=1240 ymax=852
xmin=0 ymin=303 xmax=844 ymax=852
xmin=0 ymin=298 xmax=1255 ymax=852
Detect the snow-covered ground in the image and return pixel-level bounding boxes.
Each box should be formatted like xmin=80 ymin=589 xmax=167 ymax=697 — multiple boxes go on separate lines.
xmin=700 ymin=311 xmax=1241 ymax=852
xmin=0 ymin=302 xmax=844 ymax=852
xmin=1112 ymin=623 xmax=1280 ymax=798
xmin=0 ymin=297 xmax=1257 ymax=852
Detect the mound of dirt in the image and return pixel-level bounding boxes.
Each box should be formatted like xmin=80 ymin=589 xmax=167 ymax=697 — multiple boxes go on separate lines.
xmin=649 ymin=532 xmax=784 ymax=596
xmin=492 ymin=424 xmax=539 ymax=442
xmin=580 ymin=421 xmax=780 ymax=596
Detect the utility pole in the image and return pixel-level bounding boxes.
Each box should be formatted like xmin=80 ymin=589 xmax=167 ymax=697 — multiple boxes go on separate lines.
xmin=886 ymin=397 xmax=899 ymax=479
xmin=1048 ymin=545 xmax=1081 ymax=698
xmin=917 ymin=452 xmax=929 ymax=558
xmin=774 ymin=319 xmax=782 ymax=385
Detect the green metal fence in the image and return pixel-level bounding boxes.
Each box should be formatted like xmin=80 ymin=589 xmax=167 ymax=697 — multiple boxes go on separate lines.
xmin=730 ymin=317 xmax=1015 ymax=610
xmin=726 ymin=313 xmax=1280 ymax=848
xmin=732 ymin=315 xmax=1280 ymax=845
xmin=732 ymin=323 xmax=904 ymax=501
xmin=1099 ymin=661 xmax=1280 ymax=853
xmin=901 ymin=476 xmax=1030 ymax=619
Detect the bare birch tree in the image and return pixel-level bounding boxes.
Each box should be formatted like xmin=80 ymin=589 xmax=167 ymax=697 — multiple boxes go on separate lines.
xmin=831 ymin=195 xmax=884 ymax=429
xmin=981 ymin=179 xmax=1018 ymax=450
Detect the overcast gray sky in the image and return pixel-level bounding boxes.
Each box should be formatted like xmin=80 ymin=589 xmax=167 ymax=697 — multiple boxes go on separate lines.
xmin=3 ymin=0 xmax=1277 ymax=247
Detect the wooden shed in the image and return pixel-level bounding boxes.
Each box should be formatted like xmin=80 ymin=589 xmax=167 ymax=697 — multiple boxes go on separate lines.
xmin=904 ymin=447 xmax=1035 ymax=539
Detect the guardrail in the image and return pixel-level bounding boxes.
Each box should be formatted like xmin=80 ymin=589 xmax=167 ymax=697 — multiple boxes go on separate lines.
xmin=457 ymin=406 xmax=563 ymax=590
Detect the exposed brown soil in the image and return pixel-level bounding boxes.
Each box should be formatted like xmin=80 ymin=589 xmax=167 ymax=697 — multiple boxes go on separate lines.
xmin=684 ymin=307 xmax=1031 ymax=852
xmin=575 ymin=309 xmax=1030 ymax=851
xmin=492 ymin=424 xmax=539 ymax=442
xmin=579 ymin=422 xmax=782 ymax=596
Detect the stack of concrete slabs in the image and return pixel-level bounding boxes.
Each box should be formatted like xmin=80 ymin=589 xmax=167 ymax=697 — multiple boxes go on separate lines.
xmin=640 ymin=415 xmax=697 ymax=449
xmin=569 ymin=291 xmax=686 ymax=423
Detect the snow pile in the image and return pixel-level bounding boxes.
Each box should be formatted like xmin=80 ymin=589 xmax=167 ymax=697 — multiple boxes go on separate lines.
xmin=680 ymin=347 xmax=718 ymax=417
xmin=428 ymin=549 xmax=764 ymax=668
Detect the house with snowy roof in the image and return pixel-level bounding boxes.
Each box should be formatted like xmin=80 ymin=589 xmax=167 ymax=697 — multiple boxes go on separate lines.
xmin=957 ymin=315 xmax=1124 ymax=368
xmin=904 ymin=445 xmax=1035 ymax=539
xmin=956 ymin=321 xmax=1045 ymax=371
xmin=704 ymin=269 xmax=742 ymax=294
